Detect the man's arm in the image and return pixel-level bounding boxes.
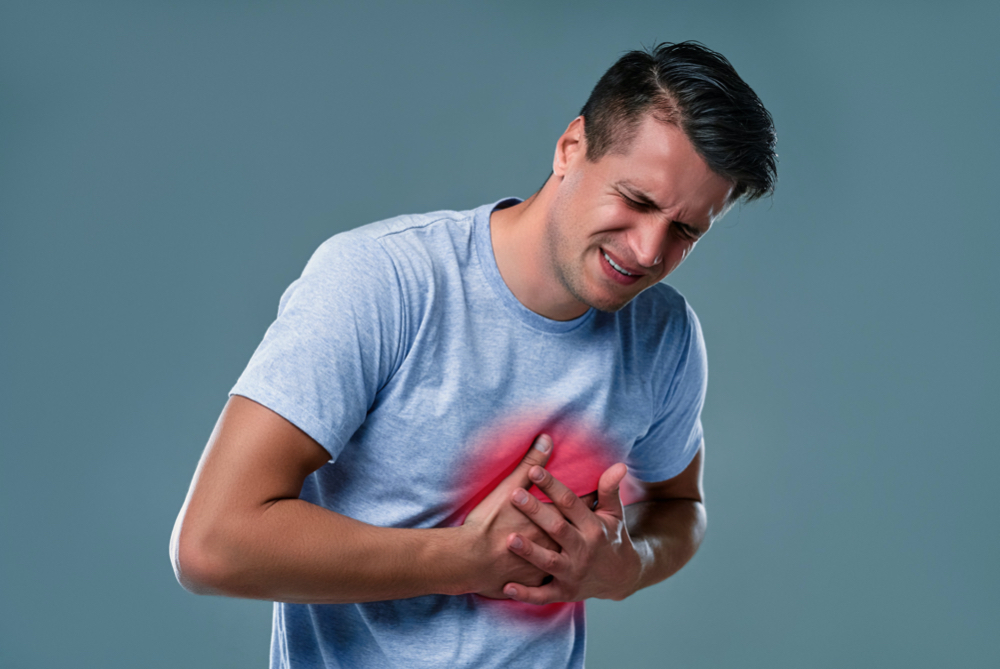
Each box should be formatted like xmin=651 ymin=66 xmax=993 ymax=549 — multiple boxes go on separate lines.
xmin=620 ymin=444 xmax=706 ymax=592
xmin=170 ymin=395 xmax=558 ymax=603
xmin=499 ymin=443 xmax=706 ymax=604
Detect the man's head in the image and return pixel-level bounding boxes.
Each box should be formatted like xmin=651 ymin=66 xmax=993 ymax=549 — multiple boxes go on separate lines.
xmin=579 ymin=41 xmax=776 ymax=204
xmin=529 ymin=42 xmax=776 ymax=319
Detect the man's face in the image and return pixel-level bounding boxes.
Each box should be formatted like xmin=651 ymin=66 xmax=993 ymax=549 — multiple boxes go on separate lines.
xmin=544 ymin=114 xmax=734 ymax=315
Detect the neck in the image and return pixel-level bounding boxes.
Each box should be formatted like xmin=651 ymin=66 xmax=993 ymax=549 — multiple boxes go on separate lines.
xmin=490 ymin=177 xmax=588 ymax=321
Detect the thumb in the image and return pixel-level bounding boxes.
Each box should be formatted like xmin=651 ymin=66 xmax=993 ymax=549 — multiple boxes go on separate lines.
xmin=505 ymin=433 xmax=553 ymax=490
xmin=596 ymin=462 xmax=628 ymax=519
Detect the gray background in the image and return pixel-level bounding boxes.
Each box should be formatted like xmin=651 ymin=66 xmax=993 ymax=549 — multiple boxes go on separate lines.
xmin=2 ymin=1 xmax=997 ymax=667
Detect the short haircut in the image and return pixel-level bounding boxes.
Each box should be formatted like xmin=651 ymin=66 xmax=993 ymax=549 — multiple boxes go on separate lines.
xmin=580 ymin=41 xmax=777 ymax=202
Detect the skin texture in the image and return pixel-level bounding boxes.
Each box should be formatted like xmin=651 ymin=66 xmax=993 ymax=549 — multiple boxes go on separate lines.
xmin=171 ymin=396 xmax=571 ymax=602
xmin=172 ymin=112 xmax=719 ymax=605
xmin=490 ymin=114 xmax=733 ymax=321
xmin=171 ymin=395 xmax=703 ymax=603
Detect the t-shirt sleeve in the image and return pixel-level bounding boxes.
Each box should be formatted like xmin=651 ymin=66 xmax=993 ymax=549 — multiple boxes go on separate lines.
xmin=229 ymin=231 xmax=403 ymax=460
xmin=626 ymin=300 xmax=707 ymax=483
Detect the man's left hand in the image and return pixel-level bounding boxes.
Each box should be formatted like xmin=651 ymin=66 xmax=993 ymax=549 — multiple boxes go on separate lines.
xmin=502 ymin=462 xmax=642 ymax=604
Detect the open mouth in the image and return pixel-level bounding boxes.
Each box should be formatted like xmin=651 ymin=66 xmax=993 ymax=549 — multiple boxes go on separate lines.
xmin=602 ymin=251 xmax=635 ymax=277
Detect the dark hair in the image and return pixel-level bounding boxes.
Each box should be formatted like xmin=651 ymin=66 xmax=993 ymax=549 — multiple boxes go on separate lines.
xmin=580 ymin=41 xmax=777 ymax=202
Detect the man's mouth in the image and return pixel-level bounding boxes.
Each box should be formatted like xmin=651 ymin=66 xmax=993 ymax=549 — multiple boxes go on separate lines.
xmin=603 ymin=251 xmax=635 ymax=277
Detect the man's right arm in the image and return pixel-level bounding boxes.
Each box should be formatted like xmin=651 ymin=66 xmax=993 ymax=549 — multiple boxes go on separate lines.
xmin=170 ymin=395 xmax=553 ymax=603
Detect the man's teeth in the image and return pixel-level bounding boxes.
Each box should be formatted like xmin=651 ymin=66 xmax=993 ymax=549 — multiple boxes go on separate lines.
xmin=603 ymin=252 xmax=634 ymax=276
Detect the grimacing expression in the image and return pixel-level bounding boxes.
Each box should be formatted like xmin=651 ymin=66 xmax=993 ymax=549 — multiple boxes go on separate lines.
xmin=545 ymin=115 xmax=734 ymax=315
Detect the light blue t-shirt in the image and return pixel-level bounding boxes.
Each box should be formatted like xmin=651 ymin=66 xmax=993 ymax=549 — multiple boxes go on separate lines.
xmin=231 ymin=199 xmax=707 ymax=668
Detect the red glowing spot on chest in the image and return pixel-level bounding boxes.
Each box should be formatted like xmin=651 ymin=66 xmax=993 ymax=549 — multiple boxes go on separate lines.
xmin=446 ymin=413 xmax=618 ymax=525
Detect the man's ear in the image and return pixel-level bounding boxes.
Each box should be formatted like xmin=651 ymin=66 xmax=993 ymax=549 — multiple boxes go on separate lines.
xmin=553 ymin=116 xmax=587 ymax=178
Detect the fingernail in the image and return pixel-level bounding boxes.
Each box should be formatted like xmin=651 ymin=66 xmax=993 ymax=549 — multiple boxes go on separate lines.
xmin=513 ymin=489 xmax=529 ymax=505
xmin=504 ymin=585 xmax=517 ymax=597
xmin=529 ymin=467 xmax=544 ymax=483
xmin=533 ymin=434 xmax=552 ymax=454
xmin=510 ymin=536 xmax=523 ymax=550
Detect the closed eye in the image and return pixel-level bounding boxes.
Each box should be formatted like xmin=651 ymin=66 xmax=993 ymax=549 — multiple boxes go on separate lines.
xmin=673 ymin=222 xmax=700 ymax=241
xmin=620 ymin=193 xmax=654 ymax=212
xmin=619 ymin=188 xmax=703 ymax=240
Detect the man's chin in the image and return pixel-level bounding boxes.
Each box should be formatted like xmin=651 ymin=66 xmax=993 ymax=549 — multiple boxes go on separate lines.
xmin=577 ymin=289 xmax=636 ymax=314
xmin=587 ymin=279 xmax=653 ymax=313
xmin=558 ymin=270 xmax=644 ymax=314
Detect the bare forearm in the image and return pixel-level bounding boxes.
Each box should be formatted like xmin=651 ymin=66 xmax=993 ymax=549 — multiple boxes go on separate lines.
xmin=175 ymin=498 xmax=475 ymax=604
xmin=173 ymin=402 xmax=556 ymax=605
xmin=625 ymin=498 xmax=706 ymax=594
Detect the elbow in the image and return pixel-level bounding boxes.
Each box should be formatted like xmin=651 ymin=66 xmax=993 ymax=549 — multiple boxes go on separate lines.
xmin=170 ymin=513 xmax=234 ymax=596
xmin=172 ymin=537 xmax=221 ymax=596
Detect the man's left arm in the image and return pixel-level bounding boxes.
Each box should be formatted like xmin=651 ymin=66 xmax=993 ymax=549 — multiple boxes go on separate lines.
xmin=500 ymin=442 xmax=706 ymax=604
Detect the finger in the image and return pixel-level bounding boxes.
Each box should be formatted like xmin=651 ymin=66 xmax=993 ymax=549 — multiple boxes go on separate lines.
xmin=505 ymin=434 xmax=554 ymax=490
xmin=502 ymin=580 xmax=563 ymax=605
xmin=453 ymin=434 xmax=555 ymax=527
xmin=596 ymin=463 xmax=628 ymax=519
xmin=506 ymin=532 xmax=568 ymax=577
xmin=475 ymin=434 xmax=554 ymax=507
xmin=525 ymin=464 xmax=595 ymax=528
xmin=511 ymin=486 xmax=584 ymax=550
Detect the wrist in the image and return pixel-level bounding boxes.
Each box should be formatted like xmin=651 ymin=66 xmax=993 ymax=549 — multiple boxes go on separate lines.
xmin=609 ymin=538 xmax=646 ymax=601
xmin=423 ymin=525 xmax=482 ymax=597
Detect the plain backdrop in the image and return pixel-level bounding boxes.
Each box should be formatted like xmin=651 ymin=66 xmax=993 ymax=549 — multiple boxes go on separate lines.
xmin=2 ymin=1 xmax=998 ymax=667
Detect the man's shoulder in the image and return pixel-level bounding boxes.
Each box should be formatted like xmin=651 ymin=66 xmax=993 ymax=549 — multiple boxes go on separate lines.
xmin=629 ymin=282 xmax=699 ymax=325
xmin=635 ymin=281 xmax=689 ymax=307
xmin=345 ymin=206 xmax=476 ymax=245
xmin=306 ymin=206 xmax=479 ymax=272
xmin=612 ymin=282 xmax=703 ymax=350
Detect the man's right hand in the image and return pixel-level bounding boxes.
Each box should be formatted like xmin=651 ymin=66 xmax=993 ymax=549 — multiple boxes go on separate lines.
xmin=458 ymin=434 xmax=597 ymax=599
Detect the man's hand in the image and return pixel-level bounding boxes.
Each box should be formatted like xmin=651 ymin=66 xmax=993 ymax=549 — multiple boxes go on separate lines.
xmin=457 ymin=434 xmax=600 ymax=599
xmin=459 ymin=434 xmax=559 ymax=598
xmin=501 ymin=462 xmax=643 ymax=604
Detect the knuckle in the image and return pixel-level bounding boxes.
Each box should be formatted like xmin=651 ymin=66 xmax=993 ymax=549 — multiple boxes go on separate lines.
xmin=532 ymin=529 xmax=560 ymax=552
xmin=549 ymin=518 xmax=569 ymax=537
xmin=557 ymin=490 xmax=578 ymax=508
xmin=543 ymin=553 xmax=561 ymax=572
xmin=583 ymin=526 xmax=604 ymax=544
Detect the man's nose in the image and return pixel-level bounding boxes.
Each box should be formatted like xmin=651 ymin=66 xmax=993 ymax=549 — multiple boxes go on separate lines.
xmin=630 ymin=219 xmax=669 ymax=268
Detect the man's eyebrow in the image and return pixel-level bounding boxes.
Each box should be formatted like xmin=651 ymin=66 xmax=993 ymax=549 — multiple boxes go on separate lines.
xmin=614 ymin=181 xmax=662 ymax=209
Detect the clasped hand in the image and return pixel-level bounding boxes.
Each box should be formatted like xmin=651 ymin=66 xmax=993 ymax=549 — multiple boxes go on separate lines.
xmin=502 ymin=459 xmax=642 ymax=604
xmin=460 ymin=433 xmax=641 ymax=604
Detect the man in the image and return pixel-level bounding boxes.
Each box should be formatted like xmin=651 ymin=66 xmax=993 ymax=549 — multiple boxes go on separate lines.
xmin=171 ymin=42 xmax=776 ymax=668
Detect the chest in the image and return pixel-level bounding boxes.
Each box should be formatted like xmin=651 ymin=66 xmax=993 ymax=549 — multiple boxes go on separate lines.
xmin=308 ymin=303 xmax=663 ymax=527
